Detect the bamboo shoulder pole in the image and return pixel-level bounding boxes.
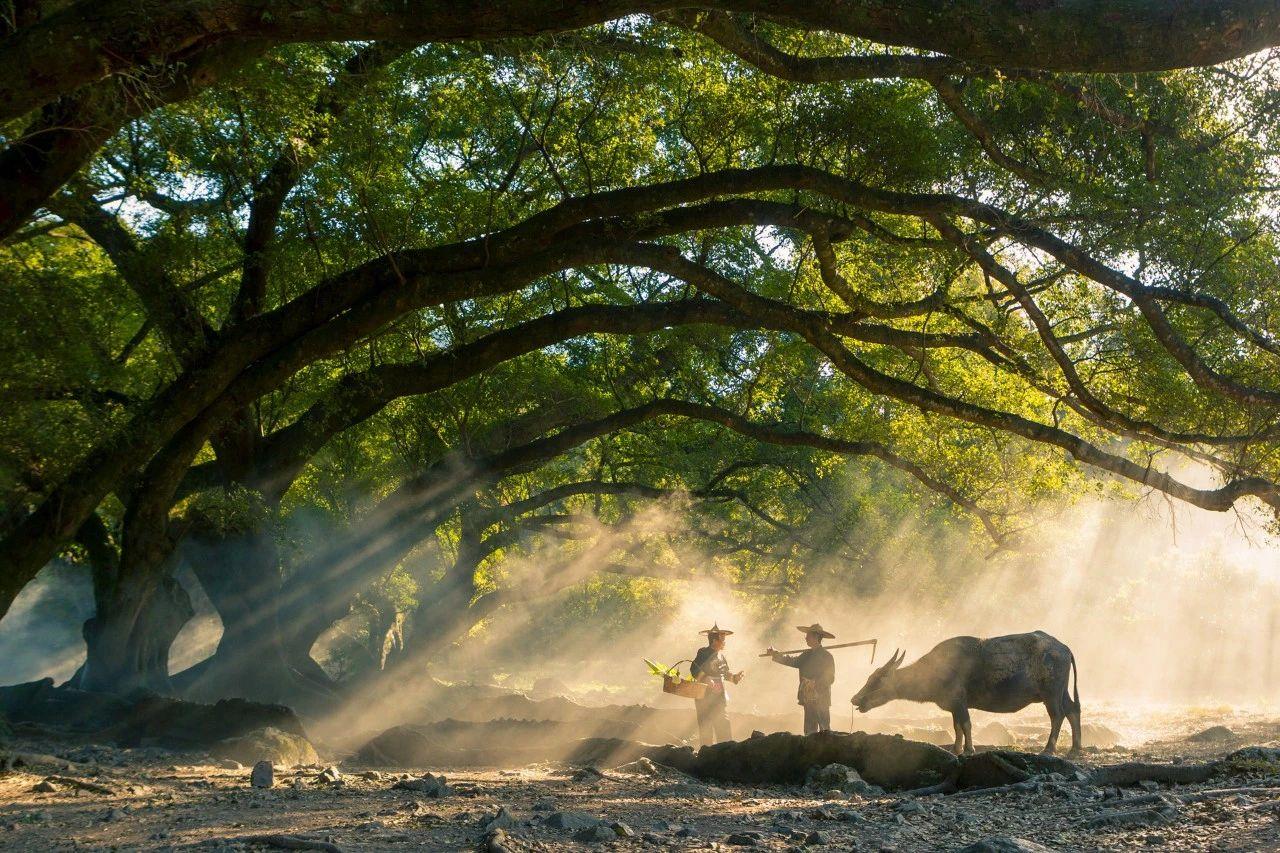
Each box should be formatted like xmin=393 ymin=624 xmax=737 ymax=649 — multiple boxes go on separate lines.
xmin=759 ymin=638 xmax=877 ymax=658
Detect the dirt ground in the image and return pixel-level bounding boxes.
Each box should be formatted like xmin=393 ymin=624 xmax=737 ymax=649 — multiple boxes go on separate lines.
xmin=4 ymin=705 xmax=1280 ymax=852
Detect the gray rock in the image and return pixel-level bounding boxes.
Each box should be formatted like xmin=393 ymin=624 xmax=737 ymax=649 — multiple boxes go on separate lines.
xmin=894 ymin=799 xmax=926 ymax=816
xmin=574 ymin=824 xmax=616 ymax=842
xmin=620 ymin=756 xmax=660 ymax=776
xmin=571 ymin=766 xmax=604 ymax=782
xmin=1225 ymin=746 xmax=1280 ymax=765
xmin=806 ymin=763 xmax=884 ymax=796
xmin=531 ymin=797 xmax=556 ymax=811
xmin=481 ymin=805 xmax=518 ymax=832
xmin=611 ymin=821 xmax=634 ymax=838
xmin=484 ymin=828 xmax=517 ymax=853
xmin=250 ymin=760 xmax=273 ymax=788
xmin=545 ymin=811 xmax=601 ymax=831
xmin=956 ymin=838 xmax=1055 ymax=853
xmin=217 ymin=759 xmax=242 ymax=770
xmin=392 ymin=772 xmax=451 ymax=797
xmin=725 ymin=830 xmax=764 ymax=846
xmin=805 ymin=830 xmax=830 ymax=845
xmin=32 ymin=780 xmax=56 ymax=793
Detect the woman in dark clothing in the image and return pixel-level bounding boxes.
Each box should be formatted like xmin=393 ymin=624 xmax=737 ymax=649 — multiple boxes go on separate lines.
xmin=691 ymin=623 xmax=743 ymax=745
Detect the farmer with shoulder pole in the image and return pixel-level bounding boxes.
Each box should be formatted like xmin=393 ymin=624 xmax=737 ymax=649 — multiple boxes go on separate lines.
xmin=765 ymin=625 xmax=877 ymax=734
xmin=691 ymin=623 xmax=743 ymax=745
xmin=766 ymin=623 xmax=837 ymax=733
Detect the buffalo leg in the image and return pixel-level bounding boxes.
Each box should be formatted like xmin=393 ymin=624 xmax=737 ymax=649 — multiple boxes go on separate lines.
xmin=1043 ymin=697 xmax=1065 ymax=755
xmin=1066 ymin=693 xmax=1082 ymax=757
xmin=951 ymin=707 xmax=974 ymax=755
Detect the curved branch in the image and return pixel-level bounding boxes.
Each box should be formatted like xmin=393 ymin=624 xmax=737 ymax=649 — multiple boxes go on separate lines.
xmin=617 ymin=242 xmax=1280 ymax=514
xmin=666 ymin=10 xmax=967 ymax=81
xmin=233 ymin=42 xmax=408 ymax=323
xmin=0 ymin=39 xmax=264 ymax=241
xmin=6 ymin=0 xmax=1276 ymax=126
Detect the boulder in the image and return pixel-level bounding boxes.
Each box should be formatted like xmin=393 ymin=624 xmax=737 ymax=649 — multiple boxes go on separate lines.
xmin=392 ymin=772 xmax=452 ymax=797
xmin=544 ymin=811 xmax=602 ymax=831
xmin=1186 ymin=725 xmax=1236 ymax=743
xmin=976 ymin=722 xmax=1016 ymax=747
xmin=481 ymin=806 xmax=518 ymax=832
xmin=0 ymin=679 xmax=131 ymax=732
xmin=111 ymin=696 xmax=307 ymax=749
xmin=805 ymin=763 xmax=883 ymax=796
xmin=0 ymin=680 xmax=308 ymax=751
xmin=617 ymin=756 xmax=660 ymax=776
xmin=1226 ymin=746 xmax=1280 ymax=764
xmin=212 ymin=726 xmax=319 ymax=767
xmin=484 ymin=829 xmax=517 ymax=853
xmin=250 ymin=760 xmax=274 ymax=788
xmin=574 ymin=824 xmax=616 ymax=843
xmin=1080 ymin=723 xmax=1123 ymax=748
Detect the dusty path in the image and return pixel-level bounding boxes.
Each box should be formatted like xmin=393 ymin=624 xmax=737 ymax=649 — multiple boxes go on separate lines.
xmin=4 ymin=733 xmax=1280 ymax=852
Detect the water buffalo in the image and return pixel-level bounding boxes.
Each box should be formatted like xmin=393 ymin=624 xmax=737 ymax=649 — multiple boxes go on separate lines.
xmin=851 ymin=631 xmax=1080 ymax=756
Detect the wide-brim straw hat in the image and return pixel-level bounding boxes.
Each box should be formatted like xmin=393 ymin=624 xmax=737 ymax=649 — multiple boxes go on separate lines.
xmin=699 ymin=622 xmax=734 ymax=636
xmin=797 ymin=623 xmax=835 ymax=639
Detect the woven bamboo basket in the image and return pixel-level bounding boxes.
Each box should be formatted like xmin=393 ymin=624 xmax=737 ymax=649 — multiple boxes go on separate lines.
xmin=659 ymin=659 xmax=708 ymax=699
xmin=663 ymin=674 xmax=708 ymax=700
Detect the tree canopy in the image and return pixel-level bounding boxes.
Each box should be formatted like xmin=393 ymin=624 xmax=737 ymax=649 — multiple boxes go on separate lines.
xmin=2 ymin=4 xmax=1280 ymax=698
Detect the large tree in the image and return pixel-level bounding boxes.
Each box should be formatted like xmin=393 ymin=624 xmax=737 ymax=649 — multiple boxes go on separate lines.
xmin=3 ymin=7 xmax=1280 ymax=695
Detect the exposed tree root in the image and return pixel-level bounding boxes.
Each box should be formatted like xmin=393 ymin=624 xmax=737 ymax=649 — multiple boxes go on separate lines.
xmin=1090 ymin=761 xmax=1219 ymax=786
xmin=948 ymin=779 xmax=1041 ymax=798
xmin=43 ymin=775 xmax=116 ymax=796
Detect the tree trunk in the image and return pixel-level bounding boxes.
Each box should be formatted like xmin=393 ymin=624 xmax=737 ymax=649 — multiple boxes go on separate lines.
xmin=70 ymin=507 xmax=193 ymax=694
xmin=172 ymin=528 xmax=337 ymax=707
xmin=175 ymin=530 xmax=287 ymax=701
xmin=78 ymin=572 xmax=193 ymax=694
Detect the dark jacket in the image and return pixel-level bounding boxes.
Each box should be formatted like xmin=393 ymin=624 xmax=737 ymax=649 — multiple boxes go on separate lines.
xmin=692 ymin=644 xmax=731 ymax=697
xmin=775 ymin=646 xmax=835 ymax=707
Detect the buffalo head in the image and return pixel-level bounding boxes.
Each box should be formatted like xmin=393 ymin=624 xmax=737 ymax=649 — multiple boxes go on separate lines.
xmin=851 ymin=647 xmax=906 ymax=713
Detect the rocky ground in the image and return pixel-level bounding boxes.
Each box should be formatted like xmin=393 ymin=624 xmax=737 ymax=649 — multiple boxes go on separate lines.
xmin=3 ymin=716 xmax=1280 ymax=853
